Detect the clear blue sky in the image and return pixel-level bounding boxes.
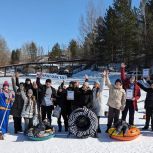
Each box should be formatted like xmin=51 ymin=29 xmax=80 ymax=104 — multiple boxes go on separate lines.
xmin=0 ymin=0 xmax=140 ymax=53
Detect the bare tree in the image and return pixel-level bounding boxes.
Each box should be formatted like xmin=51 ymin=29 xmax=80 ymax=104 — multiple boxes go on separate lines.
xmin=0 ymin=36 xmax=10 ymax=66
xmin=79 ymin=0 xmax=100 ymax=44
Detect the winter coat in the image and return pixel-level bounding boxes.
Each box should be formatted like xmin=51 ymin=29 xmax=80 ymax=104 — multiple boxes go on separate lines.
xmin=36 ymin=77 xmax=57 ymax=106
xmin=106 ymin=76 xmax=126 ymax=111
xmin=21 ymin=91 xmax=38 ymax=118
xmin=10 ymin=77 xmax=24 ymax=117
xmin=92 ymin=78 xmax=104 ymax=116
xmin=137 ymin=82 xmax=153 ymax=108
xmin=10 ymin=92 xmax=24 ymax=117
xmin=79 ymin=87 xmax=93 ymax=109
xmin=66 ymin=86 xmax=81 ymax=113
xmin=121 ymin=67 xmax=141 ymax=111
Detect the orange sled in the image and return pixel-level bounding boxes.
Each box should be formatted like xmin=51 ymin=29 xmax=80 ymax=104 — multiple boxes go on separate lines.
xmin=108 ymin=126 xmax=141 ymax=141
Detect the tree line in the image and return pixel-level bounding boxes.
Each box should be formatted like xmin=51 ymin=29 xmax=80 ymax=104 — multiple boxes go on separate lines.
xmin=48 ymin=0 xmax=153 ymax=67
xmin=0 ymin=0 xmax=153 ymax=68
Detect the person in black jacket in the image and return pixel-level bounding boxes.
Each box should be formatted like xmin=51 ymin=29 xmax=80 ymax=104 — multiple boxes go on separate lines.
xmin=137 ymin=81 xmax=153 ymax=130
xmin=36 ymin=77 xmax=56 ymax=125
xmin=66 ymin=81 xmax=80 ymax=115
xmin=56 ymin=81 xmax=69 ymax=132
xmin=79 ymin=82 xmax=93 ymax=109
xmin=11 ymin=77 xmax=24 ymax=134
xmin=32 ymin=81 xmax=43 ymax=114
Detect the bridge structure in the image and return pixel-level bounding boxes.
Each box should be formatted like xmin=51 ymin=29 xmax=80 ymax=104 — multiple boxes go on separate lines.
xmin=0 ymin=59 xmax=97 ymax=77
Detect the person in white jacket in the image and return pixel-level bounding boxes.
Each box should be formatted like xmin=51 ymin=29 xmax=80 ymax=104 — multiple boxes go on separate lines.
xmin=104 ymin=70 xmax=126 ymax=133
xmin=21 ymin=89 xmax=38 ymax=135
xmin=92 ymin=73 xmax=105 ymax=133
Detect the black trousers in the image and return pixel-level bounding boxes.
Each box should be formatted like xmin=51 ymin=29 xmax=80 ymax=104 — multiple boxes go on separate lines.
xmin=122 ymin=100 xmax=135 ymax=125
xmin=57 ymin=110 xmax=68 ymax=130
xmin=41 ymin=105 xmax=54 ymax=124
xmin=13 ymin=117 xmax=22 ymax=132
xmin=145 ymin=107 xmax=153 ymax=127
xmin=107 ymin=107 xmax=120 ymax=127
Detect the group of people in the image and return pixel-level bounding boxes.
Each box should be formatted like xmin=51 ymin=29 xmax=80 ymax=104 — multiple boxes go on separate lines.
xmin=0 ymin=70 xmax=104 ymax=135
xmin=0 ymin=63 xmax=153 ymax=138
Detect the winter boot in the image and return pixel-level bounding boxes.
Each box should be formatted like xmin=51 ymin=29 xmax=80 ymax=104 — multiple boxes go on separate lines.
xmin=64 ymin=121 xmax=68 ymax=132
xmin=142 ymin=125 xmax=149 ymax=130
xmin=97 ymin=126 xmax=101 ymax=133
xmin=57 ymin=121 xmax=62 ymax=132
xmin=58 ymin=124 xmax=62 ymax=132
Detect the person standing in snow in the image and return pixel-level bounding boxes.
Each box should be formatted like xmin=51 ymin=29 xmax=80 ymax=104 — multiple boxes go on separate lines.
xmin=66 ymin=81 xmax=80 ymax=115
xmin=137 ymin=80 xmax=153 ymax=130
xmin=92 ymin=72 xmax=105 ymax=133
xmin=121 ymin=63 xmax=141 ymax=126
xmin=56 ymin=81 xmax=69 ymax=132
xmin=11 ymin=77 xmax=24 ymax=134
xmin=79 ymin=81 xmax=93 ymax=109
xmin=105 ymin=70 xmax=126 ymax=133
xmin=21 ymin=89 xmax=38 ymax=134
xmin=36 ymin=76 xmax=57 ymax=125
xmin=0 ymin=81 xmax=15 ymax=134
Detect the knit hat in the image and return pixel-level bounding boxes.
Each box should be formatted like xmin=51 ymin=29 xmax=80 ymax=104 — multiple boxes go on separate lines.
xmin=3 ymin=81 xmax=9 ymax=87
xmin=27 ymin=89 xmax=33 ymax=94
xmin=115 ymin=79 xmax=122 ymax=84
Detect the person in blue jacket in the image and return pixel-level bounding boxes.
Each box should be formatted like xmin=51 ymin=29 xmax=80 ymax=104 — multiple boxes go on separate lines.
xmin=0 ymin=81 xmax=15 ymax=134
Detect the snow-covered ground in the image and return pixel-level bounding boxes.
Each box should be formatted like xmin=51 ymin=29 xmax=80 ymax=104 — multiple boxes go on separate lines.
xmin=0 ymin=70 xmax=153 ymax=153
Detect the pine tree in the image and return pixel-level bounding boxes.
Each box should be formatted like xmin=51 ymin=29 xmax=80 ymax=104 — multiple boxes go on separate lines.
xmin=145 ymin=0 xmax=153 ymax=65
xmin=105 ymin=0 xmax=139 ymax=64
xmin=68 ymin=39 xmax=79 ymax=59
xmin=49 ymin=43 xmax=62 ymax=60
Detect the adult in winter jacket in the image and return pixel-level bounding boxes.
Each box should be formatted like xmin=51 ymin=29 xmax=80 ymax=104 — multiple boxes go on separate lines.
xmin=56 ymin=81 xmax=69 ymax=132
xmin=66 ymin=81 xmax=80 ymax=115
xmin=10 ymin=77 xmax=24 ymax=134
xmin=0 ymin=81 xmax=15 ymax=134
xmin=137 ymin=80 xmax=153 ymax=130
xmin=79 ymin=82 xmax=93 ymax=109
xmin=32 ymin=81 xmax=43 ymax=113
xmin=21 ymin=89 xmax=38 ymax=134
xmin=121 ymin=63 xmax=141 ymax=125
xmin=36 ymin=77 xmax=56 ymax=124
xmin=92 ymin=74 xmax=105 ymax=133
xmin=105 ymin=71 xmax=126 ymax=133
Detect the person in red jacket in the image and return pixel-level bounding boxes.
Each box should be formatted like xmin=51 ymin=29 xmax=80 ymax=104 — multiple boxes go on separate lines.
xmin=120 ymin=63 xmax=141 ymax=126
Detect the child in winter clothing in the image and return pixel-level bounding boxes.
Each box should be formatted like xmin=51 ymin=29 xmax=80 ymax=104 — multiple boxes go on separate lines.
xmin=105 ymin=71 xmax=126 ymax=133
xmin=21 ymin=89 xmax=38 ymax=134
xmin=137 ymin=80 xmax=153 ymax=130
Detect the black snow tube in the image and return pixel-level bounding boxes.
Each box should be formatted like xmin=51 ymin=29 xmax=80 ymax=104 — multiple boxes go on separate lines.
xmin=68 ymin=107 xmax=98 ymax=138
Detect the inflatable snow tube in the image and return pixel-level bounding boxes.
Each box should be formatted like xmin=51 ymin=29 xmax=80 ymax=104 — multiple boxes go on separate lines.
xmin=108 ymin=126 xmax=140 ymax=141
xmin=28 ymin=133 xmax=55 ymax=141
xmin=68 ymin=107 xmax=98 ymax=138
xmin=27 ymin=128 xmax=55 ymax=141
